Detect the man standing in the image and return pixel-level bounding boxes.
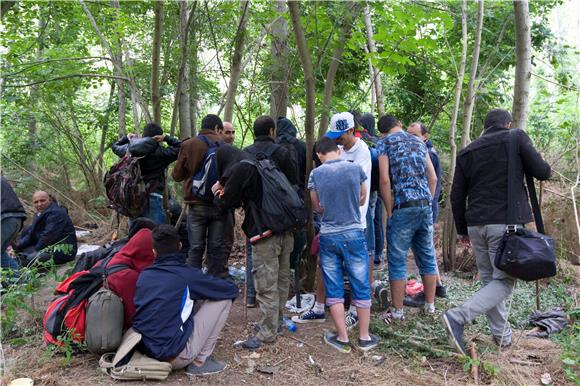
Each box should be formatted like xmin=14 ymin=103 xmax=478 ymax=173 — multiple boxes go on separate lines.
xmin=1 ymin=177 xmax=26 ymax=273
xmin=443 ymin=109 xmax=551 ymax=354
xmin=112 ymin=122 xmax=181 ymax=224
xmin=406 ymin=122 xmax=447 ymax=300
xmin=376 ymin=115 xmax=438 ymax=322
xmin=13 ymin=191 xmax=78 ymax=266
xmin=219 ymin=121 xmax=236 ymax=145
xmin=172 ymin=114 xmax=231 ymax=278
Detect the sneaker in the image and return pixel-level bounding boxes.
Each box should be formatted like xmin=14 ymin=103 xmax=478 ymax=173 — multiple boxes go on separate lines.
xmin=358 ymin=333 xmax=381 ymax=352
xmin=441 ymin=312 xmax=467 ymax=356
xmin=237 ymin=335 xmax=264 ymax=350
xmin=291 ymin=309 xmax=326 ymax=324
xmin=493 ymin=335 xmax=512 ymax=349
xmin=185 ymin=357 xmax=227 ymax=376
xmin=435 ymin=285 xmax=448 ymax=298
xmin=345 ymin=311 xmax=359 ymax=330
xmin=403 ymin=292 xmax=425 ymax=308
xmin=246 ymin=296 xmax=257 ymax=308
xmin=323 ymin=331 xmax=351 ymax=353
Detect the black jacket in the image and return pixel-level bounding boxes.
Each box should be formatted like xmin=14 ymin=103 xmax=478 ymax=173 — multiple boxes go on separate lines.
xmin=451 ymin=127 xmax=551 ymax=235
xmin=276 ymin=118 xmax=307 ymax=189
xmin=112 ymin=135 xmax=181 ymax=193
xmin=1 ymin=177 xmax=26 ymax=221
xmin=244 ymin=136 xmax=298 ymax=186
xmin=15 ymin=202 xmax=77 ymax=255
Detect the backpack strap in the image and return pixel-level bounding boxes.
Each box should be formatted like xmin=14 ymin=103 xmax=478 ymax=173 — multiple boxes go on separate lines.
xmin=246 ymin=143 xmax=278 ymax=160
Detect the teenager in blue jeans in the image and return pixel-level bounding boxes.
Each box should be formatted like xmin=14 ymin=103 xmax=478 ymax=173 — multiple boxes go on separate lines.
xmin=308 ymin=137 xmax=379 ymax=353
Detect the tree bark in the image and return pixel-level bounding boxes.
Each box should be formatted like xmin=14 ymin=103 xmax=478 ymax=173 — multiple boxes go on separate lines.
xmin=460 ymin=0 xmax=484 ymax=149
xmin=512 ymin=0 xmax=532 ymax=130
xmin=364 ymin=4 xmax=385 ymax=117
xmin=318 ymin=2 xmax=361 ymax=138
xmin=442 ymin=0 xmax=468 ymax=271
xmin=223 ymin=0 xmax=250 ymax=123
xmin=270 ymin=0 xmax=289 ymax=119
xmin=288 ymin=0 xmax=316 ymax=291
xmin=151 ymin=0 xmax=163 ymax=124
xmin=178 ymin=0 xmax=192 ymax=139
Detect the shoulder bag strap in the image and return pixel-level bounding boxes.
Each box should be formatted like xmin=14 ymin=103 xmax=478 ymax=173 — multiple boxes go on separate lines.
xmin=507 ymin=129 xmax=518 ymax=225
xmin=526 ymin=171 xmax=546 ymax=234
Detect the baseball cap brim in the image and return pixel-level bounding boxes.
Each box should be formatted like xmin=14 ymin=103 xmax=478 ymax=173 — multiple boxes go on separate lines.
xmin=325 ymin=131 xmax=345 ymax=139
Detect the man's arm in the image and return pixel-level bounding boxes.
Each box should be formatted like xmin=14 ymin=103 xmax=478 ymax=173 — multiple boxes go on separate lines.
xmin=35 ymin=212 xmax=70 ymax=250
xmin=187 ymin=271 xmax=240 ymax=301
xmin=425 ymin=152 xmax=437 ymax=198
xmin=172 ymin=138 xmax=203 ymax=183
xmin=310 ymin=190 xmax=323 ymax=213
xmin=111 ymin=136 xmax=130 ymax=157
xmin=518 ymin=130 xmax=551 ymax=180
xmin=378 ymin=155 xmax=393 ymax=217
xmin=359 ymin=183 xmax=367 ymax=207
xmin=450 ymin=158 xmax=469 ymax=236
xmin=274 ymin=147 xmax=299 ymax=186
xmin=155 ymin=135 xmax=182 ymax=164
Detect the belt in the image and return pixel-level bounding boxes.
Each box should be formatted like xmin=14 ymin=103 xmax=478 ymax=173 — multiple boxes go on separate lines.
xmin=394 ymin=199 xmax=430 ymax=210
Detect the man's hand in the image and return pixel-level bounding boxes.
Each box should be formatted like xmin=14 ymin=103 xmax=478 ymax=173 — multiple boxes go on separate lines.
xmin=152 ymin=135 xmax=165 ymax=143
xmin=211 ymin=181 xmax=223 ymax=195
xmin=458 ymin=234 xmax=471 ymax=247
xmin=127 ymin=133 xmax=138 ymax=140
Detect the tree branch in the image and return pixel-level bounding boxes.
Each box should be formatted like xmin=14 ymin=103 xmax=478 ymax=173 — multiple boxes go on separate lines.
xmin=4 ymin=73 xmax=129 ymax=88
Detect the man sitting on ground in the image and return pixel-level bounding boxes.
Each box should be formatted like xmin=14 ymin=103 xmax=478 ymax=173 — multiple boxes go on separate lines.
xmin=132 ymin=225 xmax=238 ymax=376
xmin=13 ymin=191 xmax=77 ymax=267
xmin=308 ymin=137 xmax=379 ymax=353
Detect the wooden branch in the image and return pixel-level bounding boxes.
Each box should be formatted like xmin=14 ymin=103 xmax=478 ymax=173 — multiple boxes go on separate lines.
xmin=469 ymin=344 xmax=479 ymax=385
xmin=3 ymin=56 xmax=112 ymax=78
xmin=4 ymin=73 xmax=129 ymax=88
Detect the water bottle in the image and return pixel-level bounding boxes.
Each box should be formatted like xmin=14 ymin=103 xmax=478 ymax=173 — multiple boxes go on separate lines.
xmin=283 ymin=317 xmax=297 ymax=332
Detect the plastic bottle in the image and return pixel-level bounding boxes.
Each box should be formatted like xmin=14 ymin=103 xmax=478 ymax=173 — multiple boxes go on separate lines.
xmin=283 ymin=317 xmax=297 ymax=332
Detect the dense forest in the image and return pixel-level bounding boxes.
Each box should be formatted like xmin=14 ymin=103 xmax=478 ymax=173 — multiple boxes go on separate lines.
xmin=1 ymin=1 xmax=579 ymax=384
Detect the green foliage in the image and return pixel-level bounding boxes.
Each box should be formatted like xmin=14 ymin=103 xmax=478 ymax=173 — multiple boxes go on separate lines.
xmin=551 ymin=308 xmax=580 ymax=383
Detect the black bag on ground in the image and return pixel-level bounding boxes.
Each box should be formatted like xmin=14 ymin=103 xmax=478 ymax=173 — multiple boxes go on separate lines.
xmin=494 ymin=129 xmax=556 ymax=281
xmin=72 ymin=240 xmax=125 ymax=274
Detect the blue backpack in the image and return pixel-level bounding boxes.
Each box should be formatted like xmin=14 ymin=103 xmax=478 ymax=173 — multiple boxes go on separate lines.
xmin=191 ymin=135 xmax=225 ymax=202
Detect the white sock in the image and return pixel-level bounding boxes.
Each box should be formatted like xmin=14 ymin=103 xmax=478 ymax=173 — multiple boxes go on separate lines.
xmin=312 ymin=302 xmax=325 ymax=314
xmin=392 ymin=308 xmax=404 ymax=319
xmin=348 ymin=305 xmax=357 ymax=316
xmin=424 ymin=302 xmax=436 ymax=313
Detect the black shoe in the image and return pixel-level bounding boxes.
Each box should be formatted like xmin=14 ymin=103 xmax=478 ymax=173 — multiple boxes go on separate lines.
xmin=358 ymin=333 xmax=380 ymax=352
xmin=238 ymin=336 xmax=263 ymax=350
xmin=323 ymin=331 xmax=351 ymax=353
xmin=493 ymin=335 xmax=512 ymax=349
xmin=436 ymin=285 xmax=448 ymax=298
xmin=246 ymin=296 xmax=256 ymax=308
xmin=441 ymin=312 xmax=467 ymax=356
xmin=403 ymin=292 xmax=425 ymax=308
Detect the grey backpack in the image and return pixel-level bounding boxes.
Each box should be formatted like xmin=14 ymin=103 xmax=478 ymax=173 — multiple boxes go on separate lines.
xmin=85 ymin=264 xmax=129 ymax=355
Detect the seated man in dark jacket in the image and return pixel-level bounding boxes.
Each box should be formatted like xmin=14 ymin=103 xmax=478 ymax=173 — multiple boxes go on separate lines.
xmin=14 ymin=191 xmax=77 ymax=266
xmin=112 ymin=122 xmax=181 ymax=224
xmin=132 ymin=225 xmax=238 ymax=376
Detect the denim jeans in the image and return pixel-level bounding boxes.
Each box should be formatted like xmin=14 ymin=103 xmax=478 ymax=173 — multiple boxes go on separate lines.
xmin=447 ymin=224 xmax=516 ymax=343
xmin=319 ymin=229 xmax=371 ymax=309
xmin=387 ymin=206 xmax=437 ymax=280
xmin=374 ymin=200 xmax=385 ymax=262
xmin=142 ymin=193 xmax=166 ymax=225
xmin=365 ymin=191 xmax=377 ymax=256
xmin=187 ymin=204 xmax=233 ymax=278
xmin=1 ymin=217 xmax=22 ymax=273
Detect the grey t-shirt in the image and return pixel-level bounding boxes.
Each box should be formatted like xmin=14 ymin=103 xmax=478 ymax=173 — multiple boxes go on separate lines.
xmin=308 ymin=159 xmax=367 ymax=235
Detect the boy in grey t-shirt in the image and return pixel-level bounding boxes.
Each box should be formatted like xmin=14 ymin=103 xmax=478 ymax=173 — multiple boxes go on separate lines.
xmin=307 ymin=137 xmax=380 ymax=353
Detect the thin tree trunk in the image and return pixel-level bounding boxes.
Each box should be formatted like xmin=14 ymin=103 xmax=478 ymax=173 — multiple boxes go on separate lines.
xmin=151 ymin=0 xmax=163 ymax=124
xmin=288 ymin=0 xmax=315 ymax=291
xmin=270 ymin=0 xmax=289 ymax=119
xmin=28 ymin=17 xmax=46 ymax=153
xmin=318 ymin=2 xmax=361 ymax=138
xmin=97 ymin=81 xmax=116 ymax=181
xmin=365 ymin=46 xmax=376 ymax=116
xmin=364 ymin=5 xmax=385 ymax=117
xmin=224 ymin=1 xmax=250 ymax=123
xmin=512 ymin=0 xmax=531 ymax=130
xmin=442 ymin=0 xmax=468 ymax=271
xmin=189 ymin=33 xmax=199 ymax=136
xmin=460 ymin=0 xmax=484 ymax=148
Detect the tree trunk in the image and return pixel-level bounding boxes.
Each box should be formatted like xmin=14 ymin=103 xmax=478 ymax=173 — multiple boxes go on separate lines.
xmin=270 ymin=0 xmax=289 ymax=119
xmin=512 ymin=0 xmax=531 ymax=130
xmin=442 ymin=0 xmax=468 ymax=271
xmin=189 ymin=33 xmax=199 ymax=136
xmin=288 ymin=0 xmax=316 ymax=291
xmin=178 ymin=0 xmax=192 ymax=139
xmin=460 ymin=0 xmax=484 ymax=149
xmin=364 ymin=4 xmax=385 ymax=117
xmin=223 ymin=1 xmax=250 ymax=123
xmin=318 ymin=2 xmax=361 ymax=138
xmin=151 ymin=0 xmax=163 ymax=124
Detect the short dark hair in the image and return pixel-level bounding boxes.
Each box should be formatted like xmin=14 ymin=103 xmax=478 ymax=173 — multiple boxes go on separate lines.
xmin=201 ymin=114 xmax=224 ymax=131
xmin=143 ymin=123 xmax=163 ymax=137
xmin=253 ymin=115 xmax=275 ymax=137
xmin=378 ymin=115 xmax=401 ymax=133
xmin=315 ymin=137 xmax=339 ymax=155
xmin=152 ymin=224 xmax=181 ymax=255
xmin=128 ymin=217 xmax=157 ymax=238
xmin=411 ymin=122 xmax=428 ymax=135
xmin=484 ymin=109 xmax=512 ymax=130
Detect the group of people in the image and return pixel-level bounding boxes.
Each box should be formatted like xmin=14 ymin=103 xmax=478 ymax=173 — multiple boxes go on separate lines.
xmin=0 ymin=105 xmax=551 ymax=376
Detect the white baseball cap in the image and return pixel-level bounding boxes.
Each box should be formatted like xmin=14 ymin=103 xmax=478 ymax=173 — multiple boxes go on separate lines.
xmin=326 ymin=112 xmax=355 ymax=139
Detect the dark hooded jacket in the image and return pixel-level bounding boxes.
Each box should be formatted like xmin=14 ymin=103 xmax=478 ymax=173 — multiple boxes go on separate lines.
xmin=244 ymin=136 xmax=298 ymax=186
xmin=451 ymin=127 xmax=551 ymax=235
xmin=132 ymin=251 xmax=238 ymax=361
xmin=425 ymin=139 xmax=442 ymax=220
xmin=112 ymin=135 xmax=181 ymax=193
xmin=15 ymin=202 xmax=77 ymax=258
xmin=276 ymin=117 xmax=306 ymax=189
xmin=1 ymin=177 xmax=26 ymax=222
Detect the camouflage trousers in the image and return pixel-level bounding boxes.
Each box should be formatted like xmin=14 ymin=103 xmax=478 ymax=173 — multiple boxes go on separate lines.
xmin=252 ymin=232 xmax=293 ymax=342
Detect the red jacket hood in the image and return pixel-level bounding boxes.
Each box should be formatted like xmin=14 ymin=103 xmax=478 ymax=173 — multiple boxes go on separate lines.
xmin=106 ymin=228 xmax=155 ymax=271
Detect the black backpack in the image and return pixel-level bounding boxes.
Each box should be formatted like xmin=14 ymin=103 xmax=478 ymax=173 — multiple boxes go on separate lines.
xmin=72 ymin=239 xmax=126 ymax=274
xmin=104 ymin=153 xmax=149 ymax=218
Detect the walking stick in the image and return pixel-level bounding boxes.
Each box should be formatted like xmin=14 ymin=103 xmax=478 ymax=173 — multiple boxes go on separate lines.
xmin=244 ymin=248 xmax=249 ymax=323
